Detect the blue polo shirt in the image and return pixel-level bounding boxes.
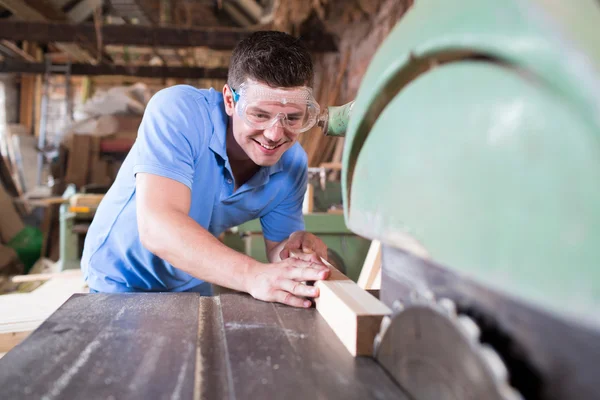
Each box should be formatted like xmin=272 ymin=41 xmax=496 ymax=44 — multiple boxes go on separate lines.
xmin=81 ymin=85 xmax=308 ymax=293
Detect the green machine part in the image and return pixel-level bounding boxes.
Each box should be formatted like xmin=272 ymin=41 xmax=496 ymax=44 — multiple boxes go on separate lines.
xmin=222 ymin=214 xmax=371 ymax=282
xmin=342 ymin=0 xmax=600 ymax=329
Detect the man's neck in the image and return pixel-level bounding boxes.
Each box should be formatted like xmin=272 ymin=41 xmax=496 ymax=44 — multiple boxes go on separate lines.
xmin=226 ymin=123 xmax=260 ymax=188
xmin=229 ymin=157 xmax=260 ymax=189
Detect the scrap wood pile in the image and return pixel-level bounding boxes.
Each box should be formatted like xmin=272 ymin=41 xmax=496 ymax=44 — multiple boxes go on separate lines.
xmin=59 ymin=82 xmax=151 ymax=190
xmin=0 ymin=83 xmax=152 ymax=285
xmin=0 ymin=124 xmax=42 ymax=287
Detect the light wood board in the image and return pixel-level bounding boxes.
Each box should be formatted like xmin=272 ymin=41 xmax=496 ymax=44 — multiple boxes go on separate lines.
xmin=315 ymin=260 xmax=390 ymax=356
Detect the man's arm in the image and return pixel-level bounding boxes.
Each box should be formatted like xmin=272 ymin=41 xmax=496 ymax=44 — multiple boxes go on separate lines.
xmin=136 ymin=173 xmax=329 ymax=307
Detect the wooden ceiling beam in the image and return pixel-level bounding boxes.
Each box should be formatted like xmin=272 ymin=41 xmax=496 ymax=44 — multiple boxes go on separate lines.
xmin=0 ymin=0 xmax=47 ymax=21
xmin=67 ymin=0 xmax=104 ymax=23
xmin=0 ymin=0 xmax=96 ymax=63
xmin=0 ymin=40 xmax=37 ymax=61
xmin=0 ymin=59 xmax=229 ymax=78
xmin=0 ymin=19 xmax=338 ymax=52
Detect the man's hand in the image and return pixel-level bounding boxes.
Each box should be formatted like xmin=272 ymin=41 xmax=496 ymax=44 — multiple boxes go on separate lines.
xmin=245 ymin=258 xmax=330 ymax=308
xmin=279 ymin=231 xmax=328 ymax=262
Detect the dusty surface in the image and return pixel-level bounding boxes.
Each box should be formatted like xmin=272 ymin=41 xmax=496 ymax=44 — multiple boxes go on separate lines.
xmin=0 ymin=291 xmax=409 ymax=399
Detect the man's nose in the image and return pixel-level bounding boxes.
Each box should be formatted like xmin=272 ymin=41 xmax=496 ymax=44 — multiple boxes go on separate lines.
xmin=263 ymin=123 xmax=285 ymax=142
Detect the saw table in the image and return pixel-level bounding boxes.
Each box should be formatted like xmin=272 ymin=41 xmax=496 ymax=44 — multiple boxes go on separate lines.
xmin=0 ymin=291 xmax=409 ymax=399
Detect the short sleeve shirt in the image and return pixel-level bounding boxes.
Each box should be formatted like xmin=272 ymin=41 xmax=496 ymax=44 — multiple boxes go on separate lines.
xmin=81 ymin=85 xmax=308 ymax=292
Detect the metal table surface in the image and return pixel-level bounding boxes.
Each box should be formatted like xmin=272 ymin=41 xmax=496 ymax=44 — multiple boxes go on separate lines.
xmin=0 ymin=292 xmax=408 ymax=399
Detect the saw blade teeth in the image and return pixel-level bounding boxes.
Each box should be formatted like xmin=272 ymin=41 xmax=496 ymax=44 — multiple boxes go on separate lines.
xmin=409 ymin=288 xmax=435 ymax=304
xmin=423 ymin=289 xmax=435 ymax=302
xmin=373 ymin=333 xmax=382 ymax=357
xmin=438 ymin=298 xmax=457 ymax=317
xmin=392 ymin=300 xmax=404 ymax=312
xmin=381 ymin=315 xmax=392 ymax=333
xmin=480 ymin=344 xmax=509 ymax=383
xmin=457 ymin=315 xmax=481 ymax=342
xmin=500 ymin=386 xmax=525 ymax=400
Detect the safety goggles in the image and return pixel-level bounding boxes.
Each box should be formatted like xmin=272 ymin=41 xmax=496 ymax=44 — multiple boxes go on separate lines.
xmin=231 ymin=82 xmax=321 ymax=134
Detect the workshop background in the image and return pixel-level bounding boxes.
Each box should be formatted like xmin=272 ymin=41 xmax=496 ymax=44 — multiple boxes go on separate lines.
xmin=0 ymin=0 xmax=409 ymax=355
xmin=1 ymin=1 xmax=600 ymax=399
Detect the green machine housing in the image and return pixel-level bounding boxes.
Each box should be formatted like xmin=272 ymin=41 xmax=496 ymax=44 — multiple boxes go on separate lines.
xmin=222 ymin=175 xmax=371 ymax=282
xmin=338 ymin=0 xmax=600 ymax=399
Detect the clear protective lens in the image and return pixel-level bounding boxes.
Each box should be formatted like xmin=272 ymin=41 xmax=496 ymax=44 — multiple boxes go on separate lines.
xmin=233 ymin=82 xmax=320 ymax=134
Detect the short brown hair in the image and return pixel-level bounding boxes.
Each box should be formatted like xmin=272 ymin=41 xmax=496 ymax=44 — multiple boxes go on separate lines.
xmin=227 ymin=31 xmax=314 ymax=90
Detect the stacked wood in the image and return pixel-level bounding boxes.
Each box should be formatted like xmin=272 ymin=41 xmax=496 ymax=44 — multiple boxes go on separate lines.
xmin=64 ymin=115 xmax=143 ymax=189
xmin=0 ymin=183 xmax=25 ymax=276
xmin=0 ymin=125 xmax=29 ymax=202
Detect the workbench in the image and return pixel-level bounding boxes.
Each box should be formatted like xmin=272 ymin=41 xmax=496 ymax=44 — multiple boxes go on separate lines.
xmin=0 ymin=291 xmax=408 ymax=399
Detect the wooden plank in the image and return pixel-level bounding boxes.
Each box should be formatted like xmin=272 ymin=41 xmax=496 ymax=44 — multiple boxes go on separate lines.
xmin=89 ymin=137 xmax=111 ymax=186
xmin=314 ymin=260 xmax=391 ymax=356
xmin=357 ymin=240 xmax=382 ymax=290
xmin=0 ymin=182 xmax=24 ymax=243
xmin=319 ymin=161 xmax=342 ymax=170
xmin=0 ymin=20 xmax=338 ymax=51
xmin=40 ymin=204 xmax=56 ymax=258
xmin=33 ymin=46 xmax=43 ymax=139
xmin=0 ymin=0 xmax=47 ymax=20
xmin=5 ymin=126 xmax=27 ymax=197
xmin=49 ymin=0 xmax=73 ymax=9
xmin=302 ymin=183 xmax=314 ymax=214
xmin=15 ymin=196 xmax=67 ymax=207
xmin=11 ymin=269 xmax=81 ymax=283
xmin=18 ymin=42 xmax=36 ymax=134
xmin=0 ymin=244 xmax=18 ymax=272
xmin=66 ymin=0 xmax=102 ymax=23
xmin=0 ymin=273 xmax=87 ymax=353
xmin=0 ymin=60 xmax=229 ymax=79
xmin=0 ymin=331 xmax=29 ymax=353
xmin=0 ymin=158 xmax=19 ymax=197
xmin=65 ymin=134 xmax=92 ymax=188
xmin=0 ymin=40 xmax=36 ymax=61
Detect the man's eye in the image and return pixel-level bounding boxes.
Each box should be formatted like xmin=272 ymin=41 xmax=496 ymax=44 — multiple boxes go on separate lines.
xmin=251 ymin=112 xmax=270 ymax=119
xmin=288 ymin=116 xmax=301 ymax=121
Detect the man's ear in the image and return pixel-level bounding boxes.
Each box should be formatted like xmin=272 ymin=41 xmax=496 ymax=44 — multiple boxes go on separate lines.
xmin=223 ymin=84 xmax=235 ymax=116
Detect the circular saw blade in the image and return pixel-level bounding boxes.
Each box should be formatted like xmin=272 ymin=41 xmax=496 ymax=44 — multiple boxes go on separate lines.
xmin=374 ymin=300 xmax=522 ymax=400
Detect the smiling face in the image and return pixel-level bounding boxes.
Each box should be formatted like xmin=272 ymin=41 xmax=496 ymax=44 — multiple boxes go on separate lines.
xmin=223 ymin=82 xmax=308 ymax=167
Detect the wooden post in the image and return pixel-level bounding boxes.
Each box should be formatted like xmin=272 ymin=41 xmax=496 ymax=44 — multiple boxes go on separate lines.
xmin=33 ymin=46 xmax=43 ymax=139
xmin=18 ymin=42 xmax=37 ymax=134
xmin=357 ymin=240 xmax=382 ymax=290
xmin=302 ymin=183 xmax=314 ymax=214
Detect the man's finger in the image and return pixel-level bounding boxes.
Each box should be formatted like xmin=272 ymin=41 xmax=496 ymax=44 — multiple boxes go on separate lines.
xmin=274 ymin=290 xmax=312 ymax=308
xmin=285 ymin=264 xmax=330 ymax=282
xmin=316 ymin=246 xmax=328 ymax=261
xmin=279 ymin=279 xmax=319 ymax=298
xmin=289 ymin=250 xmax=322 ymax=264
xmin=287 ymin=233 xmax=304 ymax=249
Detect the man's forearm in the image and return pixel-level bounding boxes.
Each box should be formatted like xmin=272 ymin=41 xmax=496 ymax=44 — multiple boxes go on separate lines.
xmin=139 ymin=208 xmax=257 ymax=292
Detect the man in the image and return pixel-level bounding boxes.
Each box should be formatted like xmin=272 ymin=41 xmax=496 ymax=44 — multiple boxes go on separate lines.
xmin=81 ymin=31 xmax=332 ymax=308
